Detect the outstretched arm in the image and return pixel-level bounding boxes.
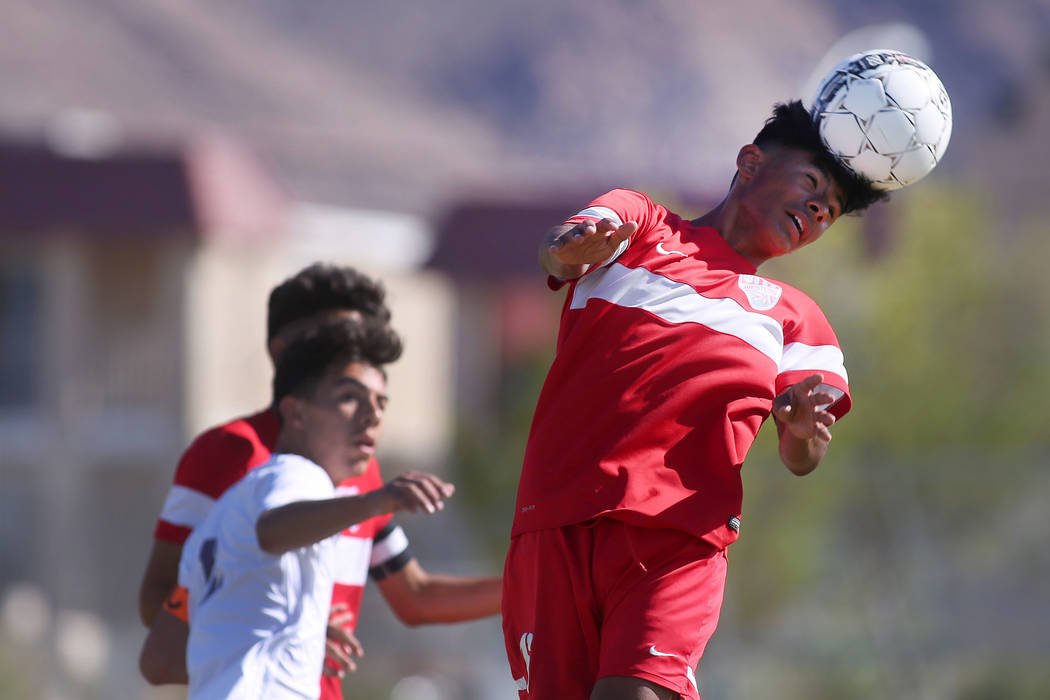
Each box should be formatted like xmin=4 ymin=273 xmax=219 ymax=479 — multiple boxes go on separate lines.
xmin=539 ymin=218 xmax=637 ymax=280
xmin=377 ymin=558 xmax=501 ymax=627
xmin=772 ymin=374 xmax=837 ymax=476
xmin=256 ymin=472 xmax=455 ymax=555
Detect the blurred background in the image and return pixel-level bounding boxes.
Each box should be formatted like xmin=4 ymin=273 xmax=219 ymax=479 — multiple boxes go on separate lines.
xmin=1 ymin=0 xmax=1049 ymax=698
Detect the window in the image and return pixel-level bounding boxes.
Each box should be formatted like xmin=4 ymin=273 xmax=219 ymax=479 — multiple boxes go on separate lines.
xmin=0 ymin=265 xmax=41 ymax=409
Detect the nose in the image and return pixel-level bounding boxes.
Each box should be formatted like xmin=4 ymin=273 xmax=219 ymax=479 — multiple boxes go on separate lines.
xmin=807 ymin=199 xmax=831 ymax=225
xmin=360 ymin=397 xmax=383 ymax=427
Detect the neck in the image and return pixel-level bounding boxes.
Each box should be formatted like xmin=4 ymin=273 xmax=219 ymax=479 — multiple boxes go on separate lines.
xmin=274 ymin=432 xmax=340 ymax=485
xmin=691 ymin=196 xmax=767 ymax=268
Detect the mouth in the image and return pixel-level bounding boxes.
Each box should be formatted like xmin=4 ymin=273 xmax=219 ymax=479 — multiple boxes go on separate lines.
xmin=786 ymin=211 xmax=806 ymax=242
xmin=350 ymin=434 xmax=377 ymax=455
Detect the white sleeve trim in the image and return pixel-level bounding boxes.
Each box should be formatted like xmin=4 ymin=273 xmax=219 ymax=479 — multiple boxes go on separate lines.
xmin=574 ymin=206 xmax=622 ymax=227
xmin=779 ymin=341 xmax=849 ymax=383
xmin=571 ymin=206 xmax=630 ymax=268
xmin=159 ymin=485 xmax=216 ymax=529
xmin=370 ymin=525 xmax=409 ymax=567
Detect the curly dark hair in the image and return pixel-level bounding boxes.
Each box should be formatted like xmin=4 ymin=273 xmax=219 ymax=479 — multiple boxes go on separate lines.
xmin=272 ymin=317 xmax=403 ymax=404
xmin=267 ymin=263 xmax=391 ymax=340
xmin=753 ymin=100 xmax=889 ymax=214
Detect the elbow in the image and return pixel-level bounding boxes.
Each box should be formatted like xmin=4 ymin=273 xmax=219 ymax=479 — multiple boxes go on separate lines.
xmin=138 ymin=646 xmax=170 ymax=686
xmin=778 ymin=440 xmax=825 ymax=476
xmin=783 ymin=458 xmax=819 ymax=476
xmin=138 ymin=635 xmax=188 ymax=686
xmin=388 ymin=585 xmax=434 ymax=627
xmin=391 ymin=602 xmax=431 ymax=627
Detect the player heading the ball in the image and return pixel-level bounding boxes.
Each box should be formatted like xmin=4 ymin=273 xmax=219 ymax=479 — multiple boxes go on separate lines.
xmin=502 ymin=49 xmax=949 ymax=700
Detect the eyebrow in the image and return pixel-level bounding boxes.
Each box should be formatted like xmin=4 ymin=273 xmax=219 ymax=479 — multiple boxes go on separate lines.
xmin=331 ymin=376 xmax=388 ymax=402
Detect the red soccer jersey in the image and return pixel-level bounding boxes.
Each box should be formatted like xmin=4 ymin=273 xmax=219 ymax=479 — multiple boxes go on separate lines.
xmin=512 ymin=189 xmax=852 ymax=549
xmin=154 ymin=408 xmax=402 ymax=700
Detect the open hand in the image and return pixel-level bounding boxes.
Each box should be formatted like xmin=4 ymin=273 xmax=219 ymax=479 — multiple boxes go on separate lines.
xmin=382 ymin=472 xmax=455 ymax=515
xmin=548 ymin=218 xmax=638 ymax=266
xmin=772 ymin=374 xmax=836 ymax=442
xmin=323 ymin=603 xmax=364 ymax=677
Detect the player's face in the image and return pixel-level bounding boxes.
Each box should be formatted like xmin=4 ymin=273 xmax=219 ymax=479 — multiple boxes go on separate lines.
xmin=299 ymin=361 xmax=388 ymax=480
xmin=733 ymin=145 xmax=845 ymax=264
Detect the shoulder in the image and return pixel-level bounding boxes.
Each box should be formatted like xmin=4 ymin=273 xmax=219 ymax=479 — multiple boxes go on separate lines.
xmin=255 ymin=454 xmax=334 ymax=502
xmin=745 ymin=274 xmax=826 ymax=318
xmin=174 ymin=409 xmax=277 ymax=495
xmin=569 ymin=189 xmax=667 ymax=244
xmin=581 ymin=188 xmax=660 ymax=218
xmin=755 ymin=277 xmax=843 ymax=346
xmin=218 ymin=409 xmax=280 ymax=453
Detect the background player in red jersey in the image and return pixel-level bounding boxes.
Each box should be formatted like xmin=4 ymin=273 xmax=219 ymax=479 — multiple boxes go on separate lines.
xmin=502 ymin=102 xmax=888 ymax=700
xmin=137 ymin=263 xmax=501 ymax=693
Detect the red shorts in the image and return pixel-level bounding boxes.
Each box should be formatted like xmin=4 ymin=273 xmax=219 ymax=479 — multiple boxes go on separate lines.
xmin=502 ymin=518 xmax=727 ymax=699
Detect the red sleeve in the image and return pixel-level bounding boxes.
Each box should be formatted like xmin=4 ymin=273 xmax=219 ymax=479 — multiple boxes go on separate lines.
xmin=175 ymin=428 xmax=260 ymax=497
xmin=152 ymin=424 xmax=268 ymax=543
xmin=775 ymin=291 xmax=852 ymax=420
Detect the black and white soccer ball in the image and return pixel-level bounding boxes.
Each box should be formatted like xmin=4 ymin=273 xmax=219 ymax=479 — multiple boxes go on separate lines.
xmin=810 ymin=49 xmax=952 ymax=190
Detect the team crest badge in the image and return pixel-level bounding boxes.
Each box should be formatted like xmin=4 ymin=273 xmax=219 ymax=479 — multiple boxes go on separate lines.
xmin=738 ymin=275 xmax=782 ymax=310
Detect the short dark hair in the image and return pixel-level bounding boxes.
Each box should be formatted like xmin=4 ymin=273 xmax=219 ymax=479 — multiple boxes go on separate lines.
xmin=754 ymin=100 xmax=888 ymax=214
xmin=272 ymin=318 xmax=403 ymax=404
xmin=267 ymin=264 xmax=391 ymax=340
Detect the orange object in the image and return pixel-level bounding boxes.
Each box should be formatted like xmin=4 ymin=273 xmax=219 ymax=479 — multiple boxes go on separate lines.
xmin=162 ymin=585 xmax=189 ymax=623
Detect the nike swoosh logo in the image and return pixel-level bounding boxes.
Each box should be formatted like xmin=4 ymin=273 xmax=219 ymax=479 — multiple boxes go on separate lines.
xmin=656 ymin=242 xmax=687 ymax=257
xmin=648 ymin=645 xmax=682 ymax=659
xmin=165 ymin=600 xmax=183 ymax=610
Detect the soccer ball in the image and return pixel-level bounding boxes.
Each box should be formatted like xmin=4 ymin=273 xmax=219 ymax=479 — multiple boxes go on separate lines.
xmin=810 ymin=49 xmax=952 ymax=190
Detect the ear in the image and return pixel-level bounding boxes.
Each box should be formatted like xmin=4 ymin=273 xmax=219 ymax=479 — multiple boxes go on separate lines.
xmin=277 ymin=394 xmax=305 ymax=430
xmin=267 ymin=336 xmax=285 ymax=365
xmin=736 ymin=144 xmax=765 ymax=182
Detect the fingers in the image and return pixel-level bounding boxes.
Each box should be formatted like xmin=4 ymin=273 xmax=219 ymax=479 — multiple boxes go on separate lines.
xmin=813 ymin=410 xmax=836 ymax=434
xmin=323 ymin=639 xmax=357 ymax=676
xmin=548 ymin=219 xmax=637 ymax=262
xmin=799 ymin=373 xmax=825 ymax=390
xmin=326 ymin=605 xmax=356 ymax=640
xmin=387 ymin=472 xmax=456 ymax=515
xmin=325 ymin=604 xmax=354 ymax=629
xmin=774 ymin=374 xmax=837 ymax=441
xmin=344 ymin=632 xmax=365 ymax=659
xmin=548 ymin=220 xmax=595 ymax=250
xmin=776 ymin=375 xmax=829 ymax=409
xmin=609 ymin=220 xmax=638 ymax=245
xmin=323 ymin=619 xmax=365 ymax=678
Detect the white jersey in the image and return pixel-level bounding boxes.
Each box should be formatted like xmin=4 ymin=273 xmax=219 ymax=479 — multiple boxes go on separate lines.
xmin=178 ymin=453 xmax=338 ymax=700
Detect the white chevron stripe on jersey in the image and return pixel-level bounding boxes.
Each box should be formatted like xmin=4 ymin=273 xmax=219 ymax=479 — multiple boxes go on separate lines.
xmin=575 ymin=206 xmax=622 ymax=227
xmin=332 ymin=535 xmax=373 ymax=587
xmin=370 ymin=525 xmax=409 ymax=567
xmin=780 ymin=341 xmax=849 ymax=381
xmin=570 ymin=263 xmax=784 ymax=364
xmin=159 ymin=485 xmax=216 ymax=529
